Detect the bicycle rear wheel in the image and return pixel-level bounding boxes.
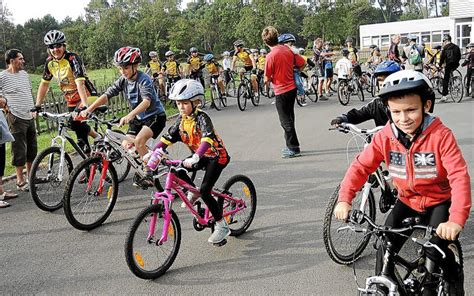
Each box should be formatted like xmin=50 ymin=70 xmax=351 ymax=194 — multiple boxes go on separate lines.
xmin=125 ymin=204 xmax=181 ymax=279
xmin=29 ymin=147 xmax=73 ymax=212
xmin=210 ymin=86 xmax=221 ymax=111
xmin=109 ymin=129 xmax=131 ymax=183
xmin=450 ymin=73 xmax=464 ymax=103
xmin=337 ymin=80 xmax=350 ymax=106
xmin=322 ymin=184 xmax=376 ymax=265
xmin=250 ymin=86 xmax=260 ymax=106
xmin=222 ymin=175 xmax=257 ymax=236
xmin=225 ymin=79 xmax=236 ymax=97
xmin=237 ymin=83 xmax=248 ymax=111
xmin=63 ymin=156 xmax=119 ymax=231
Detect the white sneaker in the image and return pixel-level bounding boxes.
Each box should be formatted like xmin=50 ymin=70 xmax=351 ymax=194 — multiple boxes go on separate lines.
xmin=439 ymin=96 xmax=448 ymax=103
xmin=181 ymin=190 xmax=201 ymax=208
xmin=208 ymin=219 xmax=231 ymax=244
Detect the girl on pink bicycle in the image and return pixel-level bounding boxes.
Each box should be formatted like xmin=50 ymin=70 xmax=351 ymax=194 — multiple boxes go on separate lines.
xmin=146 ymin=79 xmax=231 ymax=244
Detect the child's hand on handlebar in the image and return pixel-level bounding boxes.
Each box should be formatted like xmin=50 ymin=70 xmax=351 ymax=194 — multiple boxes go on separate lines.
xmin=436 ymin=221 xmax=462 ymax=241
xmin=119 ymin=114 xmax=134 ymax=127
xmin=334 ymin=202 xmax=352 ymax=221
xmin=183 ymin=154 xmax=200 ymax=168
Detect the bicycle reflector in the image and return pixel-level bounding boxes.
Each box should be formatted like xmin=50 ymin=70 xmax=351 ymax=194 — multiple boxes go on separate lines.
xmin=243 ymin=186 xmax=250 ymax=197
xmin=134 ymin=252 xmax=145 ymax=268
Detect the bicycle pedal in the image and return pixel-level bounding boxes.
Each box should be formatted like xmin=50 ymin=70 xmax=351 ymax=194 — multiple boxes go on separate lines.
xmin=213 ymin=239 xmax=227 ymax=247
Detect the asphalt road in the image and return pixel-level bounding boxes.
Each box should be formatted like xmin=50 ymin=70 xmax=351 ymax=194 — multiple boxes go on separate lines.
xmin=1 ymin=92 xmax=473 ymax=295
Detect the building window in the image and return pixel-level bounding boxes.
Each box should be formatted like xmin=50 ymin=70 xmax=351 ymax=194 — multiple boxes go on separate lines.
xmin=432 ymin=31 xmax=441 ymax=43
xmin=372 ymin=36 xmax=380 ymax=47
xmin=362 ymin=37 xmax=371 ymax=48
xmin=400 ymin=34 xmax=408 ymax=45
xmin=421 ymin=32 xmax=430 ymax=45
xmin=457 ymin=23 xmax=472 ymax=48
xmin=381 ymin=35 xmax=390 ymax=47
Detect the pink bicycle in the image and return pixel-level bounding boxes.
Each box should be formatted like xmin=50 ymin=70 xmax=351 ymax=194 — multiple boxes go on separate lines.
xmin=124 ymin=157 xmax=257 ymax=279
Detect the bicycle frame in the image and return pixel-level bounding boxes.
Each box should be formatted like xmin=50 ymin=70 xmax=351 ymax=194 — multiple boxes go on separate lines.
xmin=148 ymin=159 xmax=246 ymax=245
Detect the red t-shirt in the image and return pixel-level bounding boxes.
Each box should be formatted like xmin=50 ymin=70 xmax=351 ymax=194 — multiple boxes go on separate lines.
xmin=264 ymin=45 xmax=306 ymax=96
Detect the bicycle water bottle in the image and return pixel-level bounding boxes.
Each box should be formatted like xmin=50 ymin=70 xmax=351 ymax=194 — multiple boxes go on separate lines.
xmin=147 ymin=150 xmax=162 ymax=171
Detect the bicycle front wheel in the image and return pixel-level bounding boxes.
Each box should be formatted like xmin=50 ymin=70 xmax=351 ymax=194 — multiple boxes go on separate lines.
xmin=63 ymin=156 xmax=119 ymax=231
xmin=125 ymin=204 xmax=181 ymax=279
xmin=322 ymin=184 xmax=376 ymax=265
xmin=29 ymin=147 xmax=73 ymax=212
xmin=237 ymin=83 xmax=248 ymax=111
xmin=110 ymin=129 xmax=131 ymax=182
xmin=337 ymin=80 xmax=350 ymax=106
xmin=250 ymin=87 xmax=260 ymax=106
xmin=210 ymin=86 xmax=221 ymax=111
xmin=222 ymin=175 xmax=257 ymax=236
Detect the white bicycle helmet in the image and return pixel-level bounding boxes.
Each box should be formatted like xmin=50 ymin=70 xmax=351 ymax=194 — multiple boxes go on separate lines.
xmin=379 ymin=70 xmax=435 ymax=112
xmin=149 ymin=51 xmax=158 ymax=58
xmin=44 ymin=30 xmax=66 ymax=45
xmin=259 ymin=49 xmax=267 ymax=55
xmin=169 ymin=79 xmax=204 ymax=102
xmin=165 ymin=50 xmax=174 ymax=57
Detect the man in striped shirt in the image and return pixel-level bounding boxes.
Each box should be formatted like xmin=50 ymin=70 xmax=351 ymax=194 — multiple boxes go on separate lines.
xmin=0 ymin=49 xmax=37 ymax=192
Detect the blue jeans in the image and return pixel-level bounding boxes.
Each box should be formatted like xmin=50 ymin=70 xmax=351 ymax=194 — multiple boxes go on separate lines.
xmin=294 ymin=69 xmax=304 ymax=96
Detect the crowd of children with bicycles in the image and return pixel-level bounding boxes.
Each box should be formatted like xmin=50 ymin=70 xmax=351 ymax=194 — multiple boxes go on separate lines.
xmin=1 ymin=25 xmax=473 ymax=294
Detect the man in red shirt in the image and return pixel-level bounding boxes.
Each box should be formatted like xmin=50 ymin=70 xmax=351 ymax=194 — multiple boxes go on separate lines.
xmin=262 ymin=26 xmax=306 ymax=158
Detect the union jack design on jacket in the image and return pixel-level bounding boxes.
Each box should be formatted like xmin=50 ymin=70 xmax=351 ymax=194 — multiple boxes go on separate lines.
xmin=339 ymin=115 xmax=471 ymax=227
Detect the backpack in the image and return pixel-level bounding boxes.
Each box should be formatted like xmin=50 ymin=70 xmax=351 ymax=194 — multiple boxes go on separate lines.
xmin=408 ymin=45 xmax=422 ymax=65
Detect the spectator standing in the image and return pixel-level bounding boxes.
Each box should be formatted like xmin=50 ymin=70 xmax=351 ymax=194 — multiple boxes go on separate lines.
xmin=262 ymin=26 xmax=305 ymax=158
xmin=439 ymin=34 xmax=462 ymax=102
xmin=0 ymin=49 xmax=37 ymax=192
xmin=312 ymin=38 xmax=326 ymax=100
xmin=401 ymin=35 xmax=424 ymax=72
xmin=0 ymin=97 xmax=18 ymax=207
xmin=388 ymin=34 xmax=401 ymax=63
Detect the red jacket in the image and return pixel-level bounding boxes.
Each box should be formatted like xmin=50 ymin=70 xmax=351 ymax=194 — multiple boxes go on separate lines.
xmin=339 ymin=117 xmax=471 ymax=227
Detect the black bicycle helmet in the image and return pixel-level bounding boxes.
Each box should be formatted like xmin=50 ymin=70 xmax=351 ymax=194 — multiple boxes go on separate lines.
xmin=379 ymin=70 xmax=435 ymax=113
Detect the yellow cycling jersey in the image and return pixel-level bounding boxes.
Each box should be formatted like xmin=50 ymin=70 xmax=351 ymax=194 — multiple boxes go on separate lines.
xmin=147 ymin=60 xmax=161 ymax=75
xmin=41 ymin=51 xmax=97 ymax=107
xmin=234 ymin=49 xmax=253 ymax=67
xmin=257 ymin=56 xmax=266 ymax=70
xmin=187 ymin=56 xmax=203 ymax=71
xmin=162 ymin=60 xmax=180 ymax=77
xmin=205 ymin=61 xmax=220 ymax=75
xmin=347 ymin=47 xmax=358 ymax=64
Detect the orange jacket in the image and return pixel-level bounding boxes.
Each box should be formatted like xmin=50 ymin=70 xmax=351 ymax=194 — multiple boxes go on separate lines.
xmin=339 ymin=116 xmax=471 ymax=227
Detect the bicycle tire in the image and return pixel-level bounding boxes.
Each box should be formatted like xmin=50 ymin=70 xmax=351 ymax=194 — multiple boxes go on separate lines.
xmin=210 ymin=86 xmax=221 ymax=111
xmin=29 ymin=147 xmax=73 ymax=212
xmin=308 ymin=77 xmax=319 ymax=102
xmin=370 ymin=76 xmax=378 ymax=97
xmin=430 ymin=77 xmax=443 ymax=95
xmin=219 ymin=89 xmax=227 ymax=107
xmin=110 ymin=129 xmax=132 ymax=183
xmin=222 ymin=175 xmax=257 ymax=236
xmin=125 ymin=204 xmax=181 ymax=279
xmin=356 ymin=80 xmax=365 ymax=102
xmin=237 ymin=83 xmax=248 ymax=111
xmin=296 ymin=95 xmax=305 ymax=107
xmin=225 ymin=80 xmax=236 ymax=97
xmin=251 ymin=86 xmax=260 ymax=106
xmin=63 ymin=156 xmax=119 ymax=231
xmin=322 ymin=184 xmax=376 ymax=265
xmin=450 ymin=74 xmax=464 ymax=103
xmin=330 ymin=77 xmax=338 ymax=93
xmin=338 ymin=80 xmax=350 ymax=106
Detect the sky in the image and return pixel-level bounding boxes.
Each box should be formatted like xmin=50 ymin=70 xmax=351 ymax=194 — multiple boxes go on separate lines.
xmin=3 ymin=0 xmax=91 ymax=25
xmin=3 ymin=0 xmax=192 ymax=25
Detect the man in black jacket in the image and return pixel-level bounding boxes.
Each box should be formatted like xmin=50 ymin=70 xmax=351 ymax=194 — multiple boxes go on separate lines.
xmin=439 ymin=35 xmax=461 ymax=102
xmin=462 ymin=43 xmax=474 ymax=97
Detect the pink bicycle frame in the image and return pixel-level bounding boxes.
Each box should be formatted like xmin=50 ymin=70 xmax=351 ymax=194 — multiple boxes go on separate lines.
xmin=147 ymin=159 xmax=246 ymax=245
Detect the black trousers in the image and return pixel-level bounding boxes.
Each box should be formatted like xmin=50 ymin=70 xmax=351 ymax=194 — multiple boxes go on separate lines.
xmin=0 ymin=143 xmax=5 ymax=177
xmin=442 ymin=65 xmax=457 ymax=96
xmin=375 ymin=200 xmax=462 ymax=282
xmin=275 ymin=88 xmax=300 ymax=151
xmin=176 ymin=156 xmax=229 ymax=222
xmin=466 ymin=67 xmax=472 ymax=93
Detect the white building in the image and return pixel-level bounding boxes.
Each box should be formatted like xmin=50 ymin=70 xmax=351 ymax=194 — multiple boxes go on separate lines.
xmin=359 ymin=0 xmax=472 ymax=49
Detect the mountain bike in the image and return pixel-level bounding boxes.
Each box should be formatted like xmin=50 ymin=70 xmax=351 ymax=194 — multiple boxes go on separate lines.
xmin=62 ymin=113 xmax=188 ymax=231
xmin=349 ymin=210 xmax=463 ymax=296
xmin=209 ymin=75 xmax=226 ymax=111
xmin=124 ymin=156 xmax=257 ymax=279
xmin=323 ymin=123 xmax=397 ymax=265
xmin=28 ymin=106 xmax=130 ymax=212
xmin=237 ymin=71 xmax=259 ymax=111
xmin=429 ymin=67 xmax=464 ymax=103
xmin=337 ymin=75 xmax=365 ymax=106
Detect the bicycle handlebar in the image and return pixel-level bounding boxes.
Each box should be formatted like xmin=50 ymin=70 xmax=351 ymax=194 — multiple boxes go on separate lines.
xmin=329 ymin=123 xmax=384 ymax=135
xmin=349 ymin=210 xmax=446 ymax=258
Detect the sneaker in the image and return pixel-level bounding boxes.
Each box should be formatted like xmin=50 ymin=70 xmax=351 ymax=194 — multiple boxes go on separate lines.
xmin=319 ymin=94 xmax=328 ymax=101
xmin=181 ymin=190 xmax=201 ymax=208
xmin=271 ymin=100 xmax=276 ymax=105
xmin=281 ymin=148 xmax=301 ymax=159
xmin=208 ymin=219 xmax=231 ymax=244
xmin=0 ymin=200 xmax=10 ymax=208
xmin=439 ymin=96 xmax=448 ymax=102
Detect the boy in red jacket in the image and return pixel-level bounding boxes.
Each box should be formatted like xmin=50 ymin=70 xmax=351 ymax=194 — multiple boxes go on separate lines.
xmin=335 ymin=70 xmax=471 ymax=295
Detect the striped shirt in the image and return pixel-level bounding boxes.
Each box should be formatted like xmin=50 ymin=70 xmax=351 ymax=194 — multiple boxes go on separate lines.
xmin=0 ymin=70 xmax=34 ymax=120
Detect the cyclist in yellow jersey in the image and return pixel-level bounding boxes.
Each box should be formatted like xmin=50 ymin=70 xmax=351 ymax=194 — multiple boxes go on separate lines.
xmin=203 ymin=53 xmax=226 ymax=97
xmin=162 ymin=50 xmax=182 ymax=84
xmin=231 ymin=39 xmax=258 ymax=97
xmin=187 ymin=47 xmax=205 ymax=88
xmin=33 ymin=30 xmax=98 ymax=154
xmin=256 ymin=49 xmax=267 ymax=92
xmin=146 ymin=51 xmax=165 ymax=95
